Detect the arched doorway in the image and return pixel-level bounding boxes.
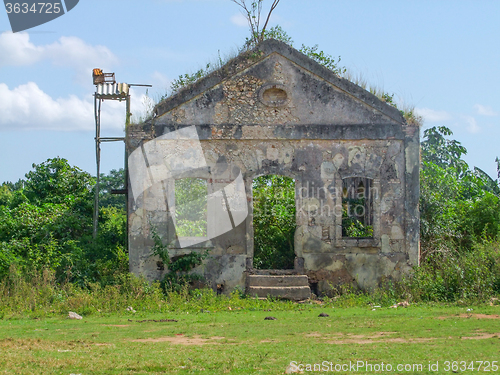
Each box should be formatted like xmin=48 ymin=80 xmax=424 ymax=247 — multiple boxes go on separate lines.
xmin=252 ymin=175 xmax=296 ymax=269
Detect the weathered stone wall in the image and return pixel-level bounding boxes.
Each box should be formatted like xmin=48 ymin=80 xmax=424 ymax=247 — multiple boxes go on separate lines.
xmin=127 ymin=39 xmax=419 ymax=294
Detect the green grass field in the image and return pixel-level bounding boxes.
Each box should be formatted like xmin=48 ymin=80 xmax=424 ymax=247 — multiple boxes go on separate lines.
xmin=1 ymin=303 xmax=499 ymax=374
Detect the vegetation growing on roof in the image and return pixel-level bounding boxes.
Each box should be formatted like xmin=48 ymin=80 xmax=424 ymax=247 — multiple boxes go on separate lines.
xmin=162 ymin=24 xmax=347 ymax=99
xmin=169 ymin=63 xmax=213 ymax=96
xmin=153 ymin=43 xmax=418 ymax=126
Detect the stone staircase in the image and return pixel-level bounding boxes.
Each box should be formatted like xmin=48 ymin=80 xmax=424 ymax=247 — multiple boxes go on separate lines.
xmin=246 ymin=274 xmax=311 ymax=301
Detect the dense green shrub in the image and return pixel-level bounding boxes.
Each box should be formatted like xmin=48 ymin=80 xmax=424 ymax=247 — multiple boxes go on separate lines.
xmin=98 ymin=168 xmax=126 ymax=209
xmin=404 ymin=241 xmax=500 ymax=302
xmin=149 ymin=224 xmax=209 ymax=293
xmin=420 ymin=126 xmax=500 ymax=256
xmin=0 ymin=158 xmax=128 ymax=286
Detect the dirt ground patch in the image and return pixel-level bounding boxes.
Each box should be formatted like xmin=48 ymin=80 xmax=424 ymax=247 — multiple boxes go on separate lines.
xmin=101 ymin=325 xmax=129 ymax=327
xmin=322 ymin=332 xmax=426 ymax=345
xmin=305 ymin=332 xmax=323 ymax=337
xmin=437 ymin=314 xmax=500 ymax=320
xmin=326 ymin=337 xmax=435 ymax=344
xmin=318 ymin=330 xmax=500 ymax=344
xmin=130 ymin=335 xmax=224 ymax=345
xmin=306 ymin=331 xmax=396 ymax=339
xmin=461 ymin=332 xmax=500 ymax=340
xmin=304 ymin=331 xmax=436 ymax=345
xmin=135 ymin=319 xmax=178 ymax=323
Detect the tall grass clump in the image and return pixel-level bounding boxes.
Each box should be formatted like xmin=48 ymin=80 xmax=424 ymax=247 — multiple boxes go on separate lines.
xmin=0 ymin=267 xmax=304 ymax=319
xmin=0 ymin=267 xmax=165 ymax=319
xmin=316 ymin=242 xmax=500 ymax=307
xmin=162 ymin=286 xmax=298 ymax=313
xmin=403 ymin=241 xmax=500 ymax=303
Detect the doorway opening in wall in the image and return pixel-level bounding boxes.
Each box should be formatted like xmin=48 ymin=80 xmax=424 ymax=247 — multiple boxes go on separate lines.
xmin=252 ymin=175 xmax=296 ymax=269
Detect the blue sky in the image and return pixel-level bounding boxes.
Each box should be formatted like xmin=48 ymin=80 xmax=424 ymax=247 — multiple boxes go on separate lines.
xmin=1 ymin=0 xmax=499 ymax=183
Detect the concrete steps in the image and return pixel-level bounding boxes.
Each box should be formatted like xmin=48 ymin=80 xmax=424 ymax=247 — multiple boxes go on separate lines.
xmin=246 ymin=275 xmax=311 ymax=301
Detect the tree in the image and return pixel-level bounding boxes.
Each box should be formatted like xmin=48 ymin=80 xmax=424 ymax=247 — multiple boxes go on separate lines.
xmin=0 ymin=185 xmax=12 ymax=207
xmin=231 ymin=0 xmax=280 ymax=48
xmin=419 ymin=126 xmax=500 ymax=258
xmin=23 ymin=157 xmax=94 ymax=206
xmin=421 ymin=126 xmax=469 ymax=178
xmin=98 ymin=168 xmax=126 ymax=208
xmin=474 ymin=166 xmax=500 ymax=197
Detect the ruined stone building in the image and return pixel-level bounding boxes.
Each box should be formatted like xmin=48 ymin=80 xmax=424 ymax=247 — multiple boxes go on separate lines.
xmin=126 ymin=39 xmax=420 ymax=299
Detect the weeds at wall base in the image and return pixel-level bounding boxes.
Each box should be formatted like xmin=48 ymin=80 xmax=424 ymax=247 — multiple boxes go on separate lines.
xmin=1 ymin=241 xmax=499 ymax=319
xmin=0 ymin=276 xmax=495 ymax=320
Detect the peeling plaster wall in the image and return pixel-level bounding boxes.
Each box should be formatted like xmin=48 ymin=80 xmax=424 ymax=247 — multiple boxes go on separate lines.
xmin=127 ymin=40 xmax=419 ymax=294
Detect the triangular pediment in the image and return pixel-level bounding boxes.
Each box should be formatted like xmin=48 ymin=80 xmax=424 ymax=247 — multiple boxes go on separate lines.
xmin=153 ymin=39 xmax=404 ymax=127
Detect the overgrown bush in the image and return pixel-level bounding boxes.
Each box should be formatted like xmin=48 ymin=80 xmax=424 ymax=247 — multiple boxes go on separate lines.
xmin=0 ymin=158 xmax=128 ymax=286
xmin=420 ymin=126 xmax=500 ymax=257
xmin=150 ymin=224 xmax=209 ymax=293
xmin=403 ymin=241 xmax=500 ymax=302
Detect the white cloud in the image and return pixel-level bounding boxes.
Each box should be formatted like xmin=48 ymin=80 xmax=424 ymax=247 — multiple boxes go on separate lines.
xmin=414 ymin=107 xmax=452 ymax=123
xmin=151 ymin=71 xmax=171 ymax=90
xmin=0 ymin=32 xmax=42 ymax=66
xmin=231 ymin=13 xmax=248 ymax=27
xmin=0 ymin=82 xmax=147 ymax=132
xmin=463 ymin=115 xmax=480 ymax=134
xmin=44 ymin=36 xmax=118 ymax=83
xmin=0 ymin=32 xmax=118 ymax=83
xmin=474 ymin=104 xmax=498 ymax=117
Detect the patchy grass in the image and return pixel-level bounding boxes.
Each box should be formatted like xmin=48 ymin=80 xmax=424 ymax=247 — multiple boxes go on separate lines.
xmin=0 ymin=304 xmax=499 ymax=374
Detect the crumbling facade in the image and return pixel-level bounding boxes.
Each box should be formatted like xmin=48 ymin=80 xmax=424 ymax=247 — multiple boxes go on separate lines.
xmin=126 ymin=39 xmax=420 ymax=295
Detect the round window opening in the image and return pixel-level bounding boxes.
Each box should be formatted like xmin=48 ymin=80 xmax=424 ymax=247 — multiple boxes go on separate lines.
xmin=261 ymin=86 xmax=289 ymax=107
